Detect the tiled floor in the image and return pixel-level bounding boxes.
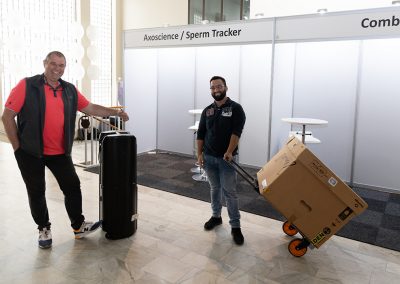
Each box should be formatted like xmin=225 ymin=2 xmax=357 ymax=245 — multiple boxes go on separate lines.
xmin=1 ymin=140 xmax=400 ymax=283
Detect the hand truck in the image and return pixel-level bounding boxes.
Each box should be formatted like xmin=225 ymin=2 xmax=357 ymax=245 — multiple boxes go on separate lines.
xmin=228 ymin=159 xmax=311 ymax=257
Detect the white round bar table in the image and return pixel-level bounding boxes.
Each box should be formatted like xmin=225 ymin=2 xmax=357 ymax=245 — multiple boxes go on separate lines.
xmin=188 ymin=110 xmax=207 ymax=181
xmin=282 ymin=118 xmax=328 ymax=144
xmin=188 ymin=122 xmax=201 ymax=175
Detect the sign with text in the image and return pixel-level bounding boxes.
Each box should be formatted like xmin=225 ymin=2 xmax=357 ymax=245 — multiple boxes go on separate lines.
xmin=276 ymin=9 xmax=400 ymax=41
xmin=124 ymin=8 xmax=400 ymax=48
xmin=124 ymin=20 xmax=274 ymax=48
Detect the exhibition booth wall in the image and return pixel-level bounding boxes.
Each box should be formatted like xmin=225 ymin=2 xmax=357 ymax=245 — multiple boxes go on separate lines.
xmin=123 ymin=7 xmax=400 ymax=192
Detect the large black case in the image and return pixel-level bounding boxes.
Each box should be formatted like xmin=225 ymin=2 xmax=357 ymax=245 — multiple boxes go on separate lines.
xmin=99 ymin=132 xmax=137 ymax=239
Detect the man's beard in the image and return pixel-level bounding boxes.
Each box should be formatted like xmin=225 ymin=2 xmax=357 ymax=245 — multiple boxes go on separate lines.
xmin=212 ymin=90 xmax=226 ymax=102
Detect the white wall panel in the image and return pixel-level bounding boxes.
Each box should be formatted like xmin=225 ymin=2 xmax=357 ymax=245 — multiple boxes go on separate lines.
xmin=194 ymin=46 xmax=241 ymax=110
xmin=157 ymin=47 xmax=196 ymax=154
xmin=124 ymin=48 xmax=158 ymax=153
xmin=239 ymin=44 xmax=272 ymax=167
xmin=292 ymin=41 xmax=360 ymax=181
xmin=353 ymin=39 xmax=400 ymax=191
xmin=123 ymin=39 xmax=400 ymax=191
xmin=270 ymin=43 xmax=296 ymax=157
xmin=122 ymin=0 xmax=188 ymax=30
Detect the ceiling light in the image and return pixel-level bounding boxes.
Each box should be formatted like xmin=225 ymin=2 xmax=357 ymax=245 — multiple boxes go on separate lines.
xmin=317 ymin=8 xmax=328 ymax=15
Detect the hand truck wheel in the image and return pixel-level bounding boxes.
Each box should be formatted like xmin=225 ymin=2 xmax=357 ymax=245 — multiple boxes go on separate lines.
xmin=288 ymin=238 xmax=308 ymax=257
xmin=282 ymin=221 xmax=298 ymax=236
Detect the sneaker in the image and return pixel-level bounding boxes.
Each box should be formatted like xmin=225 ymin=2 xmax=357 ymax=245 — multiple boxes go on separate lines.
xmin=73 ymin=221 xmax=102 ymax=239
xmin=204 ymin=217 xmax=222 ymax=230
xmin=38 ymin=228 xmax=52 ymax=249
xmin=231 ymin=228 xmax=244 ymax=245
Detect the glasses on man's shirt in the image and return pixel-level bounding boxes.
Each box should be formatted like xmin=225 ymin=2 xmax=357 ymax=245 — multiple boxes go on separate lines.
xmin=46 ymin=84 xmax=62 ymax=97
xmin=210 ymin=85 xmax=225 ymax=91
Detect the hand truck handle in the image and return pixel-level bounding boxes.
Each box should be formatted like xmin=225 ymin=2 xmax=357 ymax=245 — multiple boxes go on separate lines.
xmin=226 ymin=159 xmax=260 ymax=194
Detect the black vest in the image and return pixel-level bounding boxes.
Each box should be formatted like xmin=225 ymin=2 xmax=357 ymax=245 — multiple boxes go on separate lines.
xmin=17 ymin=74 xmax=78 ymax=157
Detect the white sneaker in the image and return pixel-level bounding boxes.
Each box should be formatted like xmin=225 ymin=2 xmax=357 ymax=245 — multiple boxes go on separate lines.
xmin=73 ymin=221 xmax=102 ymax=239
xmin=38 ymin=228 xmax=52 ymax=249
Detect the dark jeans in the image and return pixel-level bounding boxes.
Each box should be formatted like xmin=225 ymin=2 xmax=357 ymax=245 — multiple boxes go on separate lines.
xmin=14 ymin=148 xmax=84 ymax=230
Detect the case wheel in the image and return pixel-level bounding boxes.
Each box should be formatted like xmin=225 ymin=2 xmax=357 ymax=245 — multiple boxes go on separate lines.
xmin=288 ymin=238 xmax=308 ymax=257
xmin=282 ymin=221 xmax=298 ymax=236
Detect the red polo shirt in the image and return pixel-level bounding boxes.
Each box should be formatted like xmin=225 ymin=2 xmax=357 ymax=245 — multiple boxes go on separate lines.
xmin=5 ymin=79 xmax=90 ymax=155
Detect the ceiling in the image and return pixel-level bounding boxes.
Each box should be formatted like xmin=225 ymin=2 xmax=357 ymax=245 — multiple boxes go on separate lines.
xmin=249 ymin=0 xmax=396 ymax=18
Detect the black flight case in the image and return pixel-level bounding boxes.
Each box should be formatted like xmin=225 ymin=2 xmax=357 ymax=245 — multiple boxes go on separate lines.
xmin=99 ymin=131 xmax=138 ymax=239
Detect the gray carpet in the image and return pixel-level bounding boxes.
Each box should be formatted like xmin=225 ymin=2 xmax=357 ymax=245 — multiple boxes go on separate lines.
xmin=85 ymin=152 xmax=400 ymax=252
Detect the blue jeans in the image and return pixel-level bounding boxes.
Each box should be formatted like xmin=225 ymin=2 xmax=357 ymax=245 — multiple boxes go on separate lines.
xmin=203 ymin=154 xmax=240 ymax=228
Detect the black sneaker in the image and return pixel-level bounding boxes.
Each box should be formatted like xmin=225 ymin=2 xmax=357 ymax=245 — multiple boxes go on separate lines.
xmin=231 ymin=228 xmax=244 ymax=245
xmin=204 ymin=217 xmax=222 ymax=230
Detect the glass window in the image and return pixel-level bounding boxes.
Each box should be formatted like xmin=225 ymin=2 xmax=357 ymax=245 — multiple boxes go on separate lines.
xmin=0 ymin=0 xmax=80 ymax=103
xmin=205 ymin=0 xmax=222 ymax=23
xmin=189 ymin=0 xmax=248 ymax=24
xmin=189 ymin=0 xmax=203 ymax=24
xmin=223 ymin=0 xmax=241 ymax=21
xmin=90 ymin=0 xmax=112 ymax=106
xmin=243 ymin=0 xmax=250 ymax=20
xmin=0 ymin=0 xmax=112 ymax=107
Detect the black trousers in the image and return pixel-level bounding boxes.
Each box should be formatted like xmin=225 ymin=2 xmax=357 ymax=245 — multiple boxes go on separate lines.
xmin=14 ymin=148 xmax=85 ymax=230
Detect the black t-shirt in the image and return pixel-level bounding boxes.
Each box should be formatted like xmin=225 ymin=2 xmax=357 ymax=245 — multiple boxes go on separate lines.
xmin=197 ymin=98 xmax=246 ymax=157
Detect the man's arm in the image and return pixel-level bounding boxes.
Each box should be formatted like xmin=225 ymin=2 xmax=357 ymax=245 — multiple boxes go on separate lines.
xmin=81 ymin=102 xmax=129 ymax=121
xmin=1 ymin=108 xmax=20 ymax=151
xmin=223 ymin=134 xmax=240 ymax=161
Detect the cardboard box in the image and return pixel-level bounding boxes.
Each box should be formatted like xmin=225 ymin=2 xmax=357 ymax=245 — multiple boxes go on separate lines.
xmin=256 ymin=136 xmax=368 ymax=248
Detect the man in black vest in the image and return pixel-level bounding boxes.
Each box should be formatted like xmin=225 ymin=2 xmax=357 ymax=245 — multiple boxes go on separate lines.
xmin=1 ymin=51 xmax=129 ymax=249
